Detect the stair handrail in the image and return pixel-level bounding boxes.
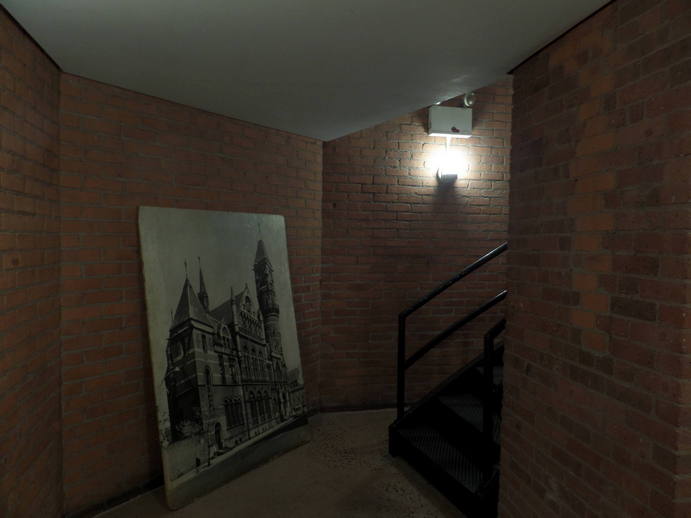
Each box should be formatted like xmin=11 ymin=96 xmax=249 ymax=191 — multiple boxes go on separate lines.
xmin=399 ymin=242 xmax=507 ymax=319
xmin=403 ymin=290 xmax=507 ymax=369
xmin=396 ymin=242 xmax=508 ymax=420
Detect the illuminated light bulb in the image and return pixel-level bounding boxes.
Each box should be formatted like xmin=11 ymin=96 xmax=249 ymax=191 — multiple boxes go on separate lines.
xmin=436 ymin=137 xmax=468 ymax=183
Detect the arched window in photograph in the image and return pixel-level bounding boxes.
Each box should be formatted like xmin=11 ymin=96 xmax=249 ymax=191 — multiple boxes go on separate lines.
xmin=229 ymin=399 xmax=236 ymax=423
xmin=218 ymin=354 xmax=226 ymax=384
xmin=172 ymin=341 xmax=183 ymax=361
xmin=224 ymin=399 xmax=232 ymax=430
xmin=249 ymin=392 xmax=256 ymax=425
xmin=183 ymin=335 xmax=190 ymax=354
xmin=205 ymin=367 xmax=214 ymax=411
xmin=201 ymin=334 xmax=207 ymax=352
xmin=237 ymin=400 xmax=244 ymax=424
xmin=221 ymin=326 xmax=231 ymax=349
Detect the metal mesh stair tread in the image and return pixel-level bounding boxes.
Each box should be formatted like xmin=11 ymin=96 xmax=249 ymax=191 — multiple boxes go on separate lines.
xmin=438 ymin=393 xmax=501 ymax=439
xmin=397 ymin=424 xmax=484 ymax=493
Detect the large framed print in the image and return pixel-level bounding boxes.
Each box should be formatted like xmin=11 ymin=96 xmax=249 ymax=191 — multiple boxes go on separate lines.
xmin=138 ymin=207 xmax=309 ymax=508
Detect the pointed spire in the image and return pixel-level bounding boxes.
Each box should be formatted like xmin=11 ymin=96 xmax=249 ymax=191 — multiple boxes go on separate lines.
xmin=184 ymin=259 xmax=188 ymax=279
xmin=255 ymin=239 xmax=268 ymax=263
xmin=198 ymin=256 xmax=209 ymax=310
xmin=172 ymin=277 xmax=209 ymax=327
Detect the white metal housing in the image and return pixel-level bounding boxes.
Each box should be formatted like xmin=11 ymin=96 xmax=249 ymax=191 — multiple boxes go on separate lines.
xmin=428 ymin=106 xmax=472 ymax=138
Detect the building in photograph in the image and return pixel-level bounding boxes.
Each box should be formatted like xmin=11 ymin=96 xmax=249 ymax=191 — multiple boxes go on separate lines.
xmin=163 ymin=239 xmax=305 ymax=478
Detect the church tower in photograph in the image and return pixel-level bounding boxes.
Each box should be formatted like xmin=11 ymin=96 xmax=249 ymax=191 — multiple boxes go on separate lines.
xmin=253 ymin=240 xmax=282 ymax=356
xmin=253 ymin=239 xmax=290 ymax=418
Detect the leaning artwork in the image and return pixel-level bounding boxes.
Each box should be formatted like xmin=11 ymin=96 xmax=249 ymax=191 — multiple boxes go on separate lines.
xmin=138 ymin=207 xmax=309 ymax=509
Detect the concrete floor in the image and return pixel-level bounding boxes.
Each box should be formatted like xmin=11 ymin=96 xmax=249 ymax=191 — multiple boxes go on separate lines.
xmin=99 ymin=409 xmax=464 ymax=518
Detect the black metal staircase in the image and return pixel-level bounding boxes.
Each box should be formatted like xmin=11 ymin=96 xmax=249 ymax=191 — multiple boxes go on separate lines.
xmin=389 ymin=243 xmax=508 ymax=517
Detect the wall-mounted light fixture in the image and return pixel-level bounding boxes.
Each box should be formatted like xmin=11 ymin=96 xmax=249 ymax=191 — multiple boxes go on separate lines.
xmin=429 ymin=94 xmax=473 ymax=184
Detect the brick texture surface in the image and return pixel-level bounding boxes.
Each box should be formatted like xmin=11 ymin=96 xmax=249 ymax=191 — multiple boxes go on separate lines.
xmin=321 ymin=79 xmax=512 ymax=408
xmin=0 ymin=11 xmax=63 ymax=518
xmin=58 ymin=75 xmax=322 ymax=514
xmin=502 ymin=1 xmax=691 ymax=517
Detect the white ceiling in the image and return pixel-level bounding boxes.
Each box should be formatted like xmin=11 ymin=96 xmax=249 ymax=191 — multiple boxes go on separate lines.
xmin=3 ymin=0 xmax=608 ymax=141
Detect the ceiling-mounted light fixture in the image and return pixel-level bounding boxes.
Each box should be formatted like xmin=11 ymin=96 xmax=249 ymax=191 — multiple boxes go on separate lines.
xmin=428 ymin=104 xmax=472 ymax=139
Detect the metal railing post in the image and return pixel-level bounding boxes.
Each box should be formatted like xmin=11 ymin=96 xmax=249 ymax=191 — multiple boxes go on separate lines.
xmin=483 ymin=319 xmax=505 ymax=445
xmin=482 ymin=330 xmax=494 ymax=444
xmin=397 ymin=315 xmax=406 ymax=420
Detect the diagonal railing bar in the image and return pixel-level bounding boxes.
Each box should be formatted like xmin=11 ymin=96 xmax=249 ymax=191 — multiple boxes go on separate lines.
xmin=404 ymin=290 xmax=507 ymax=370
xmin=400 ymin=242 xmax=507 ymax=319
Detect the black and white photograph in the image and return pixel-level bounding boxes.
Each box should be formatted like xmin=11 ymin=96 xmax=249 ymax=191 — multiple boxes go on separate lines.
xmin=138 ymin=207 xmax=308 ymax=508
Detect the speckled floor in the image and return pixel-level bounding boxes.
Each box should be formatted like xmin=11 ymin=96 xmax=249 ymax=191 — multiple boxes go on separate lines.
xmin=99 ymin=409 xmax=464 ymax=518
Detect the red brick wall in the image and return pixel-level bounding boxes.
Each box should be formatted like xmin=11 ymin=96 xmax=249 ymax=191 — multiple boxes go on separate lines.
xmin=0 ymin=10 xmax=63 ymax=518
xmin=59 ymin=74 xmax=322 ymax=514
xmin=321 ymin=79 xmax=512 ymax=408
xmin=502 ymin=1 xmax=690 ymax=516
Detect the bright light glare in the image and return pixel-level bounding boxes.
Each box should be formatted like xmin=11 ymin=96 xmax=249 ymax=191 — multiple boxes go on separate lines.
xmin=430 ymin=142 xmax=469 ymax=178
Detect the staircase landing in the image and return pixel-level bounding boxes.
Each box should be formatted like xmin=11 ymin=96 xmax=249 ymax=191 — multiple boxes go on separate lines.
xmin=390 ymin=347 xmax=503 ymax=518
